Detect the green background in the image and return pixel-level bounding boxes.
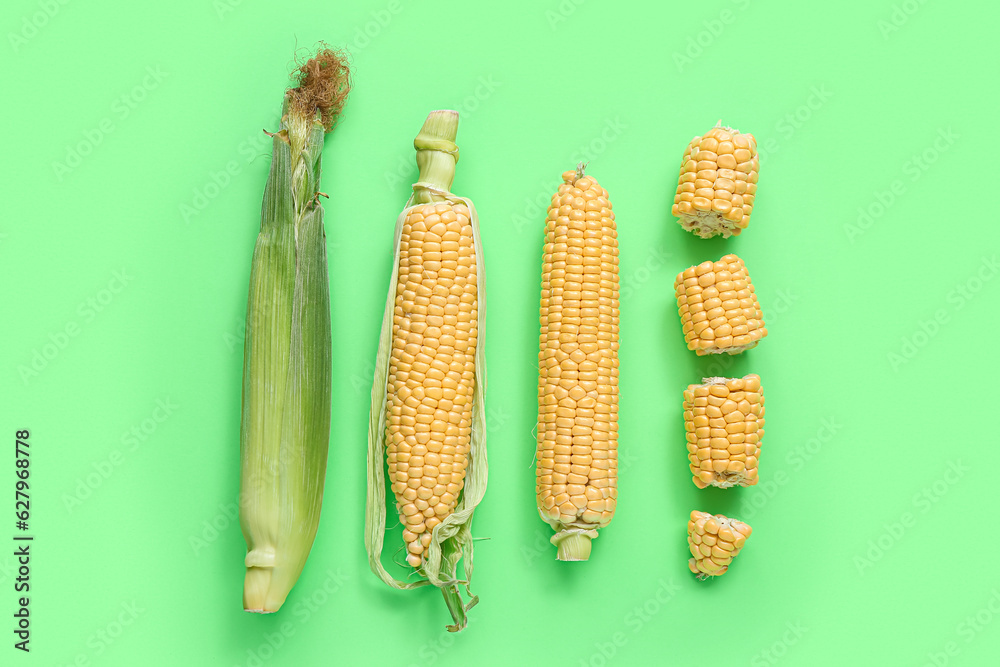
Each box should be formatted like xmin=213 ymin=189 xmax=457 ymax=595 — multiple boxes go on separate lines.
xmin=2 ymin=0 xmax=999 ymax=664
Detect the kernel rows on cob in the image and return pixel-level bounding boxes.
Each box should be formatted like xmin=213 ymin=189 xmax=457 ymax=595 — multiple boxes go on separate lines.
xmin=365 ymin=111 xmax=487 ymax=632
xmin=687 ymin=510 xmax=752 ymax=578
xmin=536 ymin=166 xmax=619 ymax=561
xmin=672 ymin=122 xmax=759 ymax=239
xmin=684 ymin=375 xmax=765 ymax=489
xmin=675 ymin=254 xmax=767 ymax=355
xmin=387 ymin=195 xmax=479 ymax=569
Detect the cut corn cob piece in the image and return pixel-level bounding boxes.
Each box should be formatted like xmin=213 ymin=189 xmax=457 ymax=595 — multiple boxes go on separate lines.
xmin=674 ymin=254 xmax=766 ymax=355
xmin=536 ymin=165 xmax=619 ymax=562
xmin=239 ymin=49 xmax=350 ymax=613
xmin=366 ymin=110 xmax=487 ymax=632
xmin=672 ymin=122 xmax=759 ymax=239
xmin=683 ymin=375 xmax=765 ymax=489
xmin=687 ymin=510 xmax=751 ymax=578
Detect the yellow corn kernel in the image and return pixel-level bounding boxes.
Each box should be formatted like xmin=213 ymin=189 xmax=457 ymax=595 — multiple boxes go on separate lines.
xmin=687 ymin=510 xmax=752 ymax=577
xmin=672 ymin=123 xmax=759 ymax=238
xmin=683 ymin=375 xmax=765 ymax=489
xmin=387 ymin=199 xmax=478 ymax=569
xmin=674 ymin=254 xmax=766 ymax=355
xmin=536 ymin=166 xmax=619 ymax=562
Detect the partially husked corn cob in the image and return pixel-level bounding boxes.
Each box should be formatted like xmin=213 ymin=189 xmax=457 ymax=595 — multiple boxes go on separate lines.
xmin=388 ymin=198 xmax=478 ymax=568
xmin=672 ymin=123 xmax=759 ymax=239
xmin=239 ymin=49 xmax=349 ymax=614
xmin=366 ymin=110 xmax=486 ymax=632
xmin=687 ymin=511 xmax=751 ymax=577
xmin=683 ymin=375 xmax=765 ymax=489
xmin=674 ymin=254 xmax=766 ymax=355
xmin=536 ymin=166 xmax=619 ymax=562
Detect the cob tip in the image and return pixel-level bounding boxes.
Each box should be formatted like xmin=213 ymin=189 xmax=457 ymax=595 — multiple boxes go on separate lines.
xmin=687 ymin=511 xmax=752 ymax=578
xmin=287 ymin=46 xmax=351 ymax=131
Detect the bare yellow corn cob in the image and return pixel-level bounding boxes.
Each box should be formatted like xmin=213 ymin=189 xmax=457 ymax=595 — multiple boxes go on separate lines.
xmin=687 ymin=510 xmax=751 ymax=578
xmin=674 ymin=254 xmax=766 ymax=355
xmin=536 ymin=166 xmax=619 ymax=562
xmin=366 ymin=110 xmax=487 ymax=632
xmin=672 ymin=122 xmax=759 ymax=238
xmin=683 ymin=375 xmax=765 ymax=489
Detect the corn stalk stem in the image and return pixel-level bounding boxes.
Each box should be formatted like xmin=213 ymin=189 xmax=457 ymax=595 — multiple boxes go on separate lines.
xmin=441 ymin=583 xmax=478 ymax=632
xmin=555 ymin=533 xmax=592 ymax=561
xmin=412 ymin=110 xmax=459 ymax=204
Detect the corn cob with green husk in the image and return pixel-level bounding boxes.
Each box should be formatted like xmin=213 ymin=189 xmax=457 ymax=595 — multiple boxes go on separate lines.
xmin=365 ymin=110 xmax=487 ymax=632
xmin=239 ymin=48 xmax=350 ymax=613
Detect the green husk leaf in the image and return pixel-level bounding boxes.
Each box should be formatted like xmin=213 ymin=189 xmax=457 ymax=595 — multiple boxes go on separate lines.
xmin=239 ymin=48 xmax=347 ymax=613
